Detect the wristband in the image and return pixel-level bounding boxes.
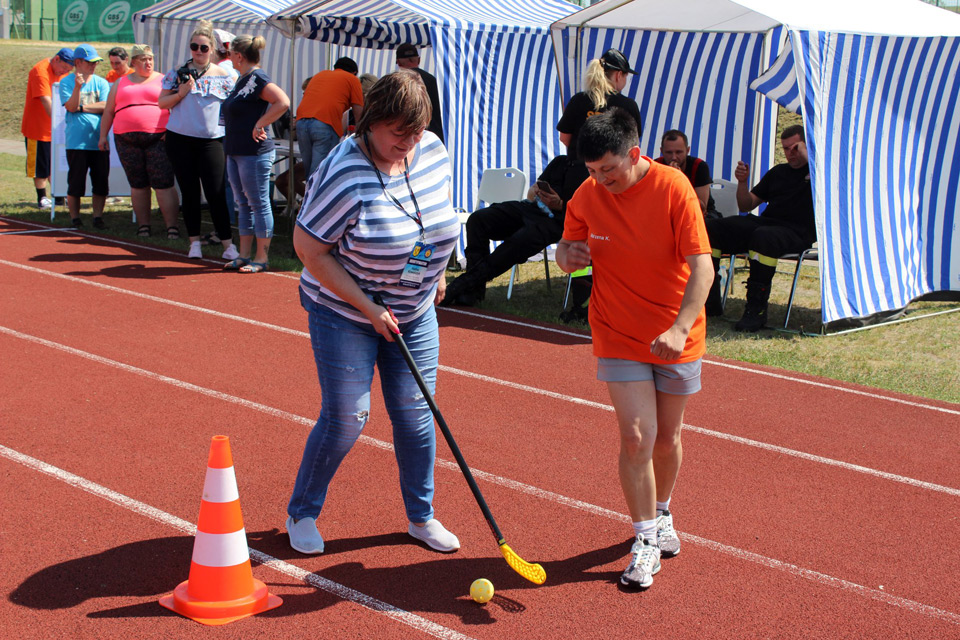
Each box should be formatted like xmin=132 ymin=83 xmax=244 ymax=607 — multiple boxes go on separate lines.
xmin=78 ymin=103 xmax=83 ymax=113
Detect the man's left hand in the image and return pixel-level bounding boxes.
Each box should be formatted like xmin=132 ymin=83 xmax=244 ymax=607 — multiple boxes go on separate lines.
xmin=650 ymin=325 xmax=687 ymax=361
xmin=539 ymin=190 xmax=563 ymax=211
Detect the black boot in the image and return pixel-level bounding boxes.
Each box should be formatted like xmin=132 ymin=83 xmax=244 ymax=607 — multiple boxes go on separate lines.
xmin=735 ymin=279 xmax=770 ymax=332
xmin=440 ymin=268 xmax=488 ymax=307
xmin=705 ymin=258 xmax=723 ymax=317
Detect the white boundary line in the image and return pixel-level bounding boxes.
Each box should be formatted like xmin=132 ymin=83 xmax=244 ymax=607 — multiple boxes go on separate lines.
xmin=1 ymin=334 xmax=958 ymax=627
xmin=0 ymin=228 xmax=66 ymax=235
xmin=0 ymin=443 xmax=473 ymax=640
xmin=1 ymin=263 xmax=958 ymax=495
xmin=1 ymin=248 xmax=956 ymax=416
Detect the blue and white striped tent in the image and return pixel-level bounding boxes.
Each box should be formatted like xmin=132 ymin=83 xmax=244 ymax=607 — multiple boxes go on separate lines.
xmin=132 ymin=0 xmax=327 ymax=102
xmin=267 ymin=0 xmax=579 ymax=213
xmin=553 ymin=0 xmax=960 ymax=328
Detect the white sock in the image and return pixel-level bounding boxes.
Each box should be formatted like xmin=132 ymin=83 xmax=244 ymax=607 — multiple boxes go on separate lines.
xmin=632 ymin=518 xmax=658 ymax=544
xmin=656 ymin=499 xmax=671 ymax=514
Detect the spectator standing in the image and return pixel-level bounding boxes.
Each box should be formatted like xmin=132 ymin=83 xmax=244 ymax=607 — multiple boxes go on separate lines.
xmin=296 ymin=57 xmax=364 ymax=179
xmin=59 ymin=44 xmax=111 ymax=229
xmin=213 ymin=29 xmax=239 ymax=79
xmin=105 ymin=47 xmax=133 ymax=84
xmin=395 ymin=43 xmax=443 ymax=143
xmin=99 ymin=44 xmax=180 ymax=238
xmin=159 ymin=20 xmax=239 ymax=260
xmin=21 ymin=47 xmax=74 ymax=209
xmin=222 ymin=35 xmax=291 ymax=273
xmin=556 ymin=108 xmax=712 ymax=591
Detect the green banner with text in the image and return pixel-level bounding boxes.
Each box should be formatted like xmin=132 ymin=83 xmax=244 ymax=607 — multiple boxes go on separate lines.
xmin=58 ymin=0 xmax=152 ymax=43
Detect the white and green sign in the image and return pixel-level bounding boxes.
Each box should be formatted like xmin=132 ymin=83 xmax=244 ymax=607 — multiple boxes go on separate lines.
xmin=59 ymin=0 xmax=151 ymax=42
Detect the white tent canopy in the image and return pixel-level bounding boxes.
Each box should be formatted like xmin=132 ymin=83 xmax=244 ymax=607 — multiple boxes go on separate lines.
xmin=267 ymin=0 xmax=579 ymax=212
xmin=553 ymin=0 xmax=960 ymax=327
xmin=132 ymin=0 xmax=326 ymax=104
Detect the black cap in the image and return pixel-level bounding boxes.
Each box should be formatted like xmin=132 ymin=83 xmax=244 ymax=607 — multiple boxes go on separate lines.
xmin=396 ymin=43 xmax=419 ymax=60
xmin=600 ymin=48 xmax=637 ymax=75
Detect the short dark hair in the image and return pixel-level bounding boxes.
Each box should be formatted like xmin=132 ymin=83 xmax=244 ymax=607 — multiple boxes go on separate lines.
xmin=578 ymin=108 xmax=639 ymax=162
xmin=661 ymin=129 xmax=688 ymax=146
xmin=355 ymin=70 xmax=432 ymax=138
xmin=333 ymin=57 xmax=358 ymax=74
xmin=781 ymin=124 xmax=804 ymax=142
xmin=108 ymin=47 xmax=127 ymax=60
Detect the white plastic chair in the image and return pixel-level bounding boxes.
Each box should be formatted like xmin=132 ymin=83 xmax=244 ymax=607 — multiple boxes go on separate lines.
xmin=454 ymin=167 xmax=528 ymax=264
xmin=710 ymin=179 xmax=746 ymax=308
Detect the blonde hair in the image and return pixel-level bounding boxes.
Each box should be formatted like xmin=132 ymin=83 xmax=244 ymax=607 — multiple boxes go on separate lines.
xmin=584 ymin=59 xmax=617 ymax=110
xmin=191 ymin=20 xmax=215 ymax=45
xmin=231 ymin=35 xmax=266 ymax=64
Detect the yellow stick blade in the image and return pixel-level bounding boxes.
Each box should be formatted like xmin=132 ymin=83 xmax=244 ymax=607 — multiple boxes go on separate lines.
xmin=500 ymin=543 xmax=546 ymax=585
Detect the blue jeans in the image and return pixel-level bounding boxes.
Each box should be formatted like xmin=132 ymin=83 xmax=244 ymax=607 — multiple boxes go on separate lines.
xmin=288 ymin=292 xmax=439 ymax=523
xmin=296 ymin=118 xmax=339 ymax=179
xmin=226 ymin=152 xmax=275 ymax=239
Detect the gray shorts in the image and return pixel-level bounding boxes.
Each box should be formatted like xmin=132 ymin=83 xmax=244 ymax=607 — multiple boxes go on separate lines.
xmin=597 ymin=357 xmax=702 ymax=395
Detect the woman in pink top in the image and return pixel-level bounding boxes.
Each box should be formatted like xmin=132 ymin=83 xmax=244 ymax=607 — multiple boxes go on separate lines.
xmin=99 ymin=44 xmax=179 ymax=238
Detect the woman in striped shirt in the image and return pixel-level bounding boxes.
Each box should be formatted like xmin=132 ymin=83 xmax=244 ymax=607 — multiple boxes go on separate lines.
xmin=286 ymin=70 xmax=461 ymax=557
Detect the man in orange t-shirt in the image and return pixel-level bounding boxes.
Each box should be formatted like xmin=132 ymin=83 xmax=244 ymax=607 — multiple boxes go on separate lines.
xmin=296 ymin=57 xmax=364 ymax=179
xmin=557 ymin=108 xmax=713 ymax=592
xmin=22 ymin=48 xmax=74 ymax=208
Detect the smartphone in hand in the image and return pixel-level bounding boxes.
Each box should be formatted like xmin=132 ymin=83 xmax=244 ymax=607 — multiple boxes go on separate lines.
xmin=536 ymin=180 xmax=554 ymax=193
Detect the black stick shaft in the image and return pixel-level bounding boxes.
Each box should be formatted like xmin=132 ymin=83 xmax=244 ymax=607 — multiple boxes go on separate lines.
xmin=390 ymin=326 xmax=505 ymax=543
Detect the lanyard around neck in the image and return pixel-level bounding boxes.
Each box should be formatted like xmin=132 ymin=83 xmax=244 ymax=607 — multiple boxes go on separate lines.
xmin=363 ymin=133 xmax=423 ymax=235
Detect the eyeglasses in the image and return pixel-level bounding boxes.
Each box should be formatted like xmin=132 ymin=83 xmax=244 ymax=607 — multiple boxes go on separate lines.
xmin=190 ymin=43 xmax=210 ymax=53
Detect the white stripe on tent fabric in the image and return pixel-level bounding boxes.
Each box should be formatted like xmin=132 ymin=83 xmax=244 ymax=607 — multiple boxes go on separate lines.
xmin=798 ymin=29 xmax=960 ymax=325
xmin=750 ymin=36 xmax=801 ymax=113
xmin=562 ymin=29 xmax=767 ymax=184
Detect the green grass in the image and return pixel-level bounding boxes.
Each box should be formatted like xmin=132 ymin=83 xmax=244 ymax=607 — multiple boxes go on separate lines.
xmin=1 ymin=42 xmax=957 ymax=404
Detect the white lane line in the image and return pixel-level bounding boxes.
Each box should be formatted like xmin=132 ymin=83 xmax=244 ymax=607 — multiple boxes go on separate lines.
xmin=1 ymin=342 xmax=959 ymax=628
xmin=2 ymin=293 xmax=958 ymax=499
xmin=1 ymin=253 xmax=955 ymax=416
xmin=0 ymin=443 xmax=474 ymax=640
xmin=0 ymin=228 xmax=67 ymax=235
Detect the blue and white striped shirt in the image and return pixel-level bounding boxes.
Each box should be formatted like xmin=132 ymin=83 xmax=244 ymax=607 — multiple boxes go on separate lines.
xmin=297 ymin=131 xmax=459 ymax=324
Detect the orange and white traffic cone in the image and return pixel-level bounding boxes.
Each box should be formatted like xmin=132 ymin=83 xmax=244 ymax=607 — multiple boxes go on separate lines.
xmin=159 ymin=435 xmax=281 ymax=625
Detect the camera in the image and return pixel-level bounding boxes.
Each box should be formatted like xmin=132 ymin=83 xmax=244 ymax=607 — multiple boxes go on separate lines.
xmin=176 ymin=64 xmax=200 ymax=85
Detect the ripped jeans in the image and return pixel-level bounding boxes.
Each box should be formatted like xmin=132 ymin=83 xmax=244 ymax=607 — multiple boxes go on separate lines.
xmin=288 ymin=290 xmax=439 ymax=523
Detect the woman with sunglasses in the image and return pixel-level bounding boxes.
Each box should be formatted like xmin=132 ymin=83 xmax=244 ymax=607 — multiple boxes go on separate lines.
xmin=286 ymin=71 xmax=460 ymax=556
xmin=159 ymin=20 xmax=238 ymax=260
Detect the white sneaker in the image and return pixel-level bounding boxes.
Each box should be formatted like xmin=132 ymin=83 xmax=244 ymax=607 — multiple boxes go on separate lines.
xmin=286 ymin=516 xmax=324 ymax=554
xmin=620 ymin=536 xmax=661 ymax=589
xmin=222 ymin=244 xmax=239 ymax=260
xmin=188 ymin=241 xmax=203 ymax=259
xmin=408 ymin=518 xmax=460 ymax=552
xmin=656 ymin=510 xmax=681 ymax=557
xmin=38 ymin=197 xmax=52 ymax=209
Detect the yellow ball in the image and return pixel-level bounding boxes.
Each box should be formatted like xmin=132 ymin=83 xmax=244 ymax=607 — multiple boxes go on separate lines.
xmin=470 ymin=578 xmax=494 ymax=604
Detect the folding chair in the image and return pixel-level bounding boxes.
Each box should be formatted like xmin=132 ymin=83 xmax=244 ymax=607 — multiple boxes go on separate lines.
xmin=710 ymin=179 xmax=746 ymax=308
xmin=453 ymin=168 xmax=527 ymax=268
xmin=780 ymin=244 xmax=819 ymax=329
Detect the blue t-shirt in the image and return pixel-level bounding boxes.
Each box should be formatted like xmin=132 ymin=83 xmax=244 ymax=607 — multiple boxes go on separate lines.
xmin=58 ymin=74 xmax=111 ymax=150
xmin=296 ymin=131 xmax=459 ymax=324
xmin=222 ymin=68 xmax=274 ymax=156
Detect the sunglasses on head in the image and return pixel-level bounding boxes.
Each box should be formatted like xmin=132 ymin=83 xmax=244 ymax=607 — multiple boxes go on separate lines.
xmin=190 ymin=43 xmax=210 ymax=53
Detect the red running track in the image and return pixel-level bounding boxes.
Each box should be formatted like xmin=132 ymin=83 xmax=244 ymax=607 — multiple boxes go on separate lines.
xmin=1 ymin=217 xmax=959 ymax=639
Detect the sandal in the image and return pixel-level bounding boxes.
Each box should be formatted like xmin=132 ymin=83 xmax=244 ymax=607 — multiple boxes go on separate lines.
xmin=137 ymin=224 xmax=152 ymax=238
xmin=166 ymin=226 xmax=180 ymax=240
xmin=201 ymin=232 xmax=222 ymax=246
xmin=223 ymin=257 xmax=251 ymax=271
xmin=239 ymin=261 xmax=269 ymax=274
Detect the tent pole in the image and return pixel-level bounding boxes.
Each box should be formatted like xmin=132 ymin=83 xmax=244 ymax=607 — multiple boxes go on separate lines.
xmin=286 ymin=17 xmax=297 ymax=219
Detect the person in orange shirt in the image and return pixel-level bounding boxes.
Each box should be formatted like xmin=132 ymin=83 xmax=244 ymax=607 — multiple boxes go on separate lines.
xmin=22 ymin=47 xmax=74 ymax=208
xmin=557 ymin=108 xmax=713 ymax=591
xmin=105 ymin=47 xmax=133 ymax=84
xmin=296 ymin=57 xmax=364 ymax=179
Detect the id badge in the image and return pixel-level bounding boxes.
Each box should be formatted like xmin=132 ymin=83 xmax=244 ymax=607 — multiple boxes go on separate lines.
xmin=399 ymin=241 xmax=436 ymax=289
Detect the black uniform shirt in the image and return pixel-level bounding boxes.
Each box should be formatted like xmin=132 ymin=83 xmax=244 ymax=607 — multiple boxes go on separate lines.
xmin=753 ymin=162 xmax=815 ymax=240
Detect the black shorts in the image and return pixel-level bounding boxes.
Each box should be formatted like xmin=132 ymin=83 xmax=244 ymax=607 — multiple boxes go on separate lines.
xmin=66 ymin=149 xmax=110 ymax=197
xmin=25 ymin=138 xmax=51 ymax=180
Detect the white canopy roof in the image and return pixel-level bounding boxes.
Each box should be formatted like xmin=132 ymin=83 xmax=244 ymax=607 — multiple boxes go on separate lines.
xmin=554 ymin=0 xmax=960 ymax=36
